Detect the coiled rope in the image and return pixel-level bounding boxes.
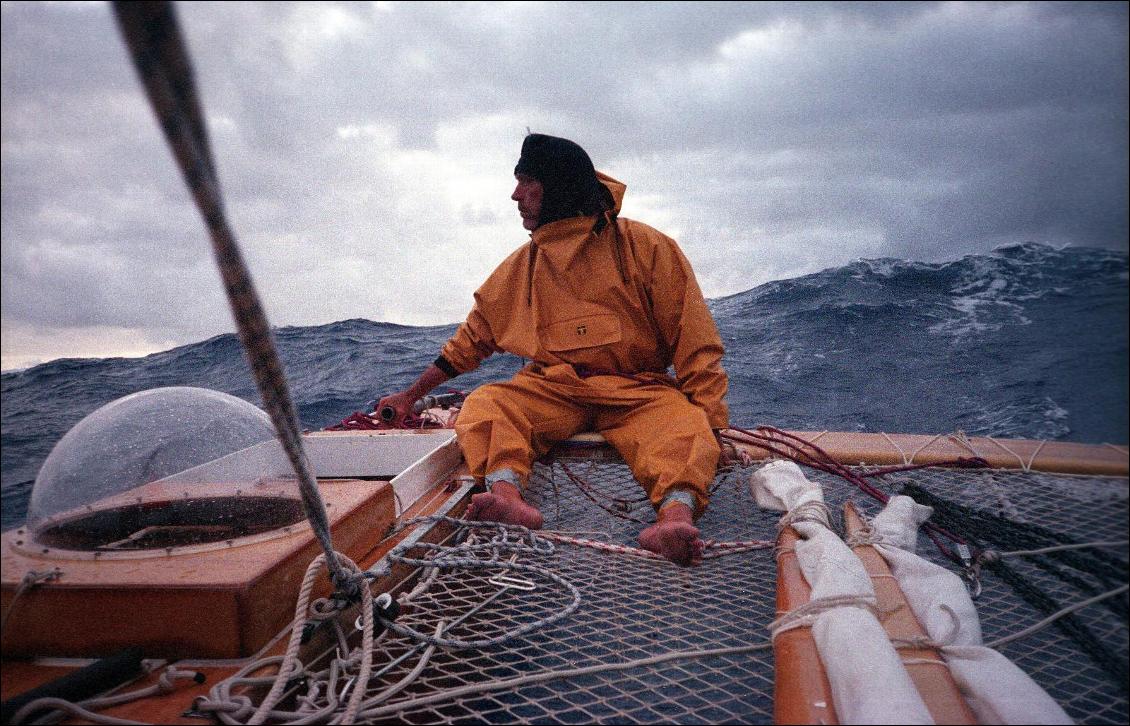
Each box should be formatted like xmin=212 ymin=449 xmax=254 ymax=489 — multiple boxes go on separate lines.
xmin=373 ymin=516 xmax=582 ymax=649
xmin=112 ymin=1 xmax=355 ymax=597
xmin=197 ymin=516 xmax=582 ymax=722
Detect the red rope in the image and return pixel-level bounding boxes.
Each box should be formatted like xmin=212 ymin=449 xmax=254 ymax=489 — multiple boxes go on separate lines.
xmin=323 ymin=411 xmax=445 ymax=432
xmin=722 ymin=425 xmax=984 ymax=564
xmin=539 ymin=531 xmax=772 ymax=560
xmin=558 ymin=461 xmax=652 ymax=524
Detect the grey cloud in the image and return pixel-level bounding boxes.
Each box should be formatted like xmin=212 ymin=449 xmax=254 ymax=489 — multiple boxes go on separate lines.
xmin=2 ymin=1 xmax=1126 ymax=366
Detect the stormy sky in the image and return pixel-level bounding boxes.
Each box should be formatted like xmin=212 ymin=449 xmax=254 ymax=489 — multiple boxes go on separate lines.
xmin=2 ymin=1 xmax=1127 ymax=370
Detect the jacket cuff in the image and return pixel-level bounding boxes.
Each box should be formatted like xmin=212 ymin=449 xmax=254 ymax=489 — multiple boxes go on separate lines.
xmin=433 ymin=355 xmax=458 ymax=378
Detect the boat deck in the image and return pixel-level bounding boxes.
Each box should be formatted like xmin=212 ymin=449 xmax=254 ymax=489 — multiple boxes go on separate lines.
xmin=340 ymin=452 xmax=1128 ymax=724
xmin=2 ymin=433 xmax=1127 ymax=724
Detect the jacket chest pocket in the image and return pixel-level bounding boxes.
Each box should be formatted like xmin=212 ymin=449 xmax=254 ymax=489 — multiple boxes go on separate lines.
xmin=540 ymin=313 xmax=622 ymax=352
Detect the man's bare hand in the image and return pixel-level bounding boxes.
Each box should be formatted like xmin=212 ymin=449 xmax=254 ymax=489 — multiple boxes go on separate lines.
xmin=375 ymin=391 xmax=415 ymax=425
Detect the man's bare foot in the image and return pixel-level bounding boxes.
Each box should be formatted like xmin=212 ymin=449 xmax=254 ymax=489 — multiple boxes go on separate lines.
xmin=466 ymin=480 xmax=544 ymax=530
xmin=639 ymin=502 xmax=703 ymax=566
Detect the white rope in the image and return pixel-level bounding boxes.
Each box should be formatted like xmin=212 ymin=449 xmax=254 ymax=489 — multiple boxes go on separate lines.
xmin=200 ymin=518 xmax=582 ymax=722
xmin=1 ymin=568 xmax=63 ymax=633
xmin=248 ymin=552 xmax=368 ymax=725
xmin=985 ymin=584 xmax=1129 ymax=649
xmin=767 ymin=594 xmax=879 ymax=641
xmin=980 ymin=539 xmax=1129 ymax=562
xmin=844 ymin=529 xmax=885 ymax=548
xmin=351 ymin=624 xmax=440 ymax=718
xmin=910 ymin=433 xmax=952 ymax=462
xmin=373 ymin=519 xmax=582 ymax=650
xmin=808 ymin=430 xmax=830 ymax=444
xmin=880 ymin=431 xmax=914 ymax=466
xmin=776 ymin=500 xmax=832 ymax=533
xmin=947 ymin=429 xmax=982 ymax=459
xmin=10 ymin=698 xmax=148 ymax=726
xmin=9 ymin=666 xmax=203 ymax=725
xmin=984 ymin=435 xmax=1048 ymax=472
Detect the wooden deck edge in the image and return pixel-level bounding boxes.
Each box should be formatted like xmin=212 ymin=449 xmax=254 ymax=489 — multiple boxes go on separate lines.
xmin=729 ymin=429 xmax=1129 ymax=476
xmin=773 ymin=526 xmax=839 ymax=725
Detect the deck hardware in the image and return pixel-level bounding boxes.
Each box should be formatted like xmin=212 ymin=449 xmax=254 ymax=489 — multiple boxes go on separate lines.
xmin=488 ymin=574 xmax=537 ymax=591
xmin=956 ymin=544 xmax=982 ymax=599
xmin=355 ymin=593 xmax=400 ymax=634
xmin=180 ymin=707 xmax=214 ymax=720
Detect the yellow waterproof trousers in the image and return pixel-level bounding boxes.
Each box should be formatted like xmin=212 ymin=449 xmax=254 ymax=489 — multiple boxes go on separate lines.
xmin=454 ymin=364 xmax=720 ymax=516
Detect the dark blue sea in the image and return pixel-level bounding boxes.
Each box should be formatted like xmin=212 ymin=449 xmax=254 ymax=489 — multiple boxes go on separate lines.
xmin=2 ymin=242 xmax=1127 ymax=530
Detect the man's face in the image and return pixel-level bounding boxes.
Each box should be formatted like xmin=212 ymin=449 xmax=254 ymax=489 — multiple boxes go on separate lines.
xmin=511 ymin=174 xmax=543 ymax=231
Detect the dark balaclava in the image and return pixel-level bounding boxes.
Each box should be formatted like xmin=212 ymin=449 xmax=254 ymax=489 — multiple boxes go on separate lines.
xmin=514 ymin=134 xmax=613 ymax=228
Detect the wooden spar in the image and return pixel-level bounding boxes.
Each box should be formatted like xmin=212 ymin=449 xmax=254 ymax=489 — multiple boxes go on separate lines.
xmin=843 ymin=501 xmax=978 ymax=725
xmin=580 ymin=429 xmax=1129 ymax=476
xmin=727 ymin=430 xmax=1129 ymax=476
xmin=773 ymin=526 xmax=839 ymax=725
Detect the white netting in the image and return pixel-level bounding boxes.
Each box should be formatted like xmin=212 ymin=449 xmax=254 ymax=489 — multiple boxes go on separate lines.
xmin=202 ymin=450 xmax=1127 ymax=724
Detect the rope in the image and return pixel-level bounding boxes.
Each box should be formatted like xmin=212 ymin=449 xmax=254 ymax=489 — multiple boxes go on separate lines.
xmin=985 ymin=435 xmax=1048 ymax=472
xmin=198 ymin=517 xmax=585 ymax=722
xmin=910 ymin=433 xmax=950 ymax=462
xmin=890 ymin=636 xmax=946 ymax=651
xmin=724 ymin=425 xmax=983 ymax=565
xmin=1 ymin=568 xmax=62 ymax=633
xmin=537 ymin=531 xmax=772 ymax=561
xmin=880 ymin=431 xmax=914 ymax=466
xmin=323 ymin=411 xmax=445 ymax=432
xmin=374 ymin=517 xmax=581 ymax=649
xmin=200 ymin=577 xmax=1128 ymax=724
xmin=10 ymin=698 xmax=147 ymax=726
xmin=10 ymin=666 xmax=204 ymax=725
xmin=986 ymin=584 xmax=1130 ymax=649
xmin=980 ymin=540 xmax=1129 ymax=562
xmin=946 ymin=429 xmax=980 ymax=457
xmin=700 ymin=538 xmax=775 ymax=558
xmin=247 ymin=552 xmax=369 ymax=724
xmin=343 ymin=641 xmax=775 ymax=720
xmin=904 ymin=482 xmax=1129 ymax=691
xmin=776 ymin=500 xmax=832 ymax=533
xmin=844 ymin=529 xmax=885 ymax=548
xmin=904 ymin=483 xmax=1129 ymax=607
xmin=557 ymin=461 xmax=652 ymax=524
xmin=768 ymin=594 xmax=879 ymax=641
xmin=111 ymin=2 xmax=356 ymax=597
xmin=879 ymin=431 xmax=954 ymax=466
xmin=351 ymin=642 xmax=777 ymax=721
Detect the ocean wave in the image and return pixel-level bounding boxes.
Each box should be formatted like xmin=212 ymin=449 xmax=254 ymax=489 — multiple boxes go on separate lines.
xmin=956 ymin=395 xmax=1072 ymax=441
xmin=3 ymin=243 xmax=1126 ymax=529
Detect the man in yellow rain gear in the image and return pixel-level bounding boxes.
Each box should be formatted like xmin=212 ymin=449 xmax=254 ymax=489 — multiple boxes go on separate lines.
xmin=378 ymin=134 xmax=731 ymax=565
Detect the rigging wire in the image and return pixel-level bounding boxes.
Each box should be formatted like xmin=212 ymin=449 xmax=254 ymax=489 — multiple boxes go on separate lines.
xmin=111 ymin=1 xmax=355 ymax=596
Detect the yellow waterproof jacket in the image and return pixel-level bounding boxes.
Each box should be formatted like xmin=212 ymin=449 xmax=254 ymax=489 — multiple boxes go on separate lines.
xmin=440 ymin=173 xmax=729 ymax=429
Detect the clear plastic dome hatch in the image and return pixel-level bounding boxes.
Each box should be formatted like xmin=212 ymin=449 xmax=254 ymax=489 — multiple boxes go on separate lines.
xmin=26 ymin=387 xmax=300 ymax=553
